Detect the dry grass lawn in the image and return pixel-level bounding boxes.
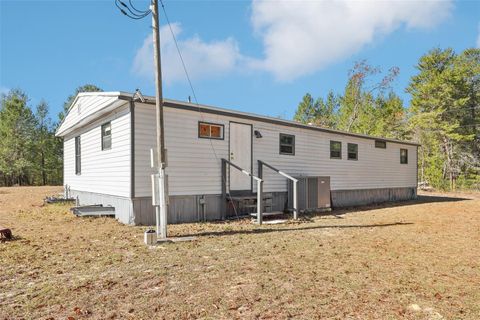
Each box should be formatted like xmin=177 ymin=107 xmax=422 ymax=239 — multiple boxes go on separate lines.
xmin=1 ymin=186 xmax=479 ymax=319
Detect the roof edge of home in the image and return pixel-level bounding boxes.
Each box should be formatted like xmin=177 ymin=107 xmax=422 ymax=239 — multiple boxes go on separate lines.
xmin=117 ymin=92 xmax=420 ymax=147
xmin=55 ymin=91 xmax=420 ymax=146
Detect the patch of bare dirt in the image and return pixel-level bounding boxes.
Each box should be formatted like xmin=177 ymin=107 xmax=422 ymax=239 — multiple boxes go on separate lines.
xmin=1 ymin=187 xmax=479 ymax=319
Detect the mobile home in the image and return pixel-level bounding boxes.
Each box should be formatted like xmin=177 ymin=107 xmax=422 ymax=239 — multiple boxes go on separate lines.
xmin=56 ymin=92 xmax=419 ymax=225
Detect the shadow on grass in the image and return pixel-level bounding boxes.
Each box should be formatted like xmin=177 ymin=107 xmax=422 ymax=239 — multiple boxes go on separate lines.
xmin=0 ymin=235 xmax=22 ymax=242
xmin=182 ymin=221 xmax=413 ymax=238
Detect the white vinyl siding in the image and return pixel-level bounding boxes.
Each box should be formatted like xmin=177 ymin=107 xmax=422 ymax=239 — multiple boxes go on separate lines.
xmin=134 ymin=103 xmax=228 ymax=196
xmin=252 ymin=123 xmax=417 ymax=192
xmin=134 ymin=103 xmax=417 ymax=197
xmin=63 ymin=105 xmax=131 ymax=197
xmin=57 ymin=94 xmax=120 ymax=136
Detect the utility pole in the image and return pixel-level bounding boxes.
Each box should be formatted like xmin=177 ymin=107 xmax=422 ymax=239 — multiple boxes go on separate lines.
xmin=115 ymin=0 xmax=168 ymax=241
xmin=151 ymin=0 xmax=168 ymax=240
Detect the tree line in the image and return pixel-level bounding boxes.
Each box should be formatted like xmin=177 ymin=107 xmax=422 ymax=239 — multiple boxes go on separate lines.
xmin=294 ymin=48 xmax=479 ymax=190
xmin=1 ymin=48 xmax=478 ymax=190
xmin=0 ymin=85 xmax=101 ymax=186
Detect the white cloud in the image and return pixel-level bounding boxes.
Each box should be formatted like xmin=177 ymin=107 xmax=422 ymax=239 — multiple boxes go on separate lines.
xmin=132 ymin=23 xmax=241 ymax=84
xmin=249 ymin=0 xmax=453 ymax=80
xmin=132 ymin=1 xmax=453 ymax=83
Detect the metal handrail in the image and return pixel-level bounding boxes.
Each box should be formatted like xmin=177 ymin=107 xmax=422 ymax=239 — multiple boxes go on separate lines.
xmin=221 ymin=158 xmax=264 ymax=224
xmin=258 ymin=160 xmax=299 ymax=220
xmin=224 ymin=159 xmax=263 ymax=182
xmin=258 ymin=160 xmax=298 ymax=183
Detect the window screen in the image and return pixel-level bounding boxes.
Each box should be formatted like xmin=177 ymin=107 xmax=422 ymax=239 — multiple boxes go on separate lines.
xmin=330 ymin=141 xmax=342 ymax=159
xmin=375 ymin=140 xmax=387 ymax=148
xmin=101 ymin=122 xmax=112 ymax=150
xmin=348 ymin=143 xmax=358 ymax=160
xmin=75 ymin=136 xmax=81 ymax=175
xmin=199 ymin=122 xmax=224 ymax=139
xmin=279 ymin=133 xmax=295 ymax=155
xmin=400 ymin=148 xmax=408 ymax=164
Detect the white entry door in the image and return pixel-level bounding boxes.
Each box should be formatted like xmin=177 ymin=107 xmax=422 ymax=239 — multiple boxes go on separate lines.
xmin=229 ymin=122 xmax=252 ymax=192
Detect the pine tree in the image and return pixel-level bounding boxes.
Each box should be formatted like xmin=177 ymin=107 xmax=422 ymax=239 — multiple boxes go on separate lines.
xmin=294 ymin=91 xmax=339 ymax=128
xmin=294 ymin=93 xmax=318 ymax=124
xmin=408 ymin=48 xmax=479 ymax=190
xmin=372 ymin=92 xmax=407 ymax=139
xmin=33 ymin=100 xmax=62 ymax=185
xmin=0 ymin=90 xmax=36 ymax=186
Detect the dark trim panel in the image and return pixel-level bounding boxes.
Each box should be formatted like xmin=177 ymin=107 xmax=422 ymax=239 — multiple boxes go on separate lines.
xmin=130 ymin=101 xmax=135 ymax=198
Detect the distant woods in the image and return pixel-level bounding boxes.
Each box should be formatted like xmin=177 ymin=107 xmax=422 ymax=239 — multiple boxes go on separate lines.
xmin=1 ymin=48 xmax=478 ymax=191
xmin=295 ymin=61 xmax=406 ymax=139
xmin=294 ymin=48 xmax=480 ymax=190
xmin=0 ymin=85 xmax=102 ymax=187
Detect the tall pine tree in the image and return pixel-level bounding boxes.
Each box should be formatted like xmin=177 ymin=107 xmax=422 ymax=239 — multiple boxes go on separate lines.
xmin=0 ymin=90 xmax=36 ymax=186
xmin=407 ymin=48 xmax=479 ymax=189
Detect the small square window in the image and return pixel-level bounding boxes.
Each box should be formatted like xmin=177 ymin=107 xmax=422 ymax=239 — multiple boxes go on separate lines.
xmin=101 ymin=122 xmax=112 ymax=150
xmin=198 ymin=122 xmax=224 ymax=139
xmin=400 ymin=148 xmax=408 ymax=164
xmin=348 ymin=143 xmax=358 ymax=160
xmin=279 ymin=133 xmax=295 ymax=155
xmin=330 ymin=141 xmax=342 ymax=159
xmin=375 ymin=140 xmax=387 ymax=149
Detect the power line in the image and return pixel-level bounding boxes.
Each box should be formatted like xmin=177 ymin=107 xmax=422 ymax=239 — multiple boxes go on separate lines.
xmin=114 ymin=0 xmax=240 ymax=226
xmin=159 ymin=0 xmax=197 ymax=108
xmin=159 ymin=0 xmax=240 ymax=217
xmin=115 ymin=0 xmax=151 ymax=20
xmin=129 ymin=0 xmax=150 ymax=14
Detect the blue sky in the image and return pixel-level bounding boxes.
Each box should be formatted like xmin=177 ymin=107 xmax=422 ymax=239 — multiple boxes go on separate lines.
xmin=1 ymin=0 xmax=479 ymax=121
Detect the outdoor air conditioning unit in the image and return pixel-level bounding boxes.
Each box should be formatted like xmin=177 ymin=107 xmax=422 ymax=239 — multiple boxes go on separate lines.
xmin=288 ymin=176 xmax=331 ymax=213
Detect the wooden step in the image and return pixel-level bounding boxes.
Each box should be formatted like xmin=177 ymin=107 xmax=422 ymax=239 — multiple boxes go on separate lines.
xmin=227 ymin=196 xmax=255 ymax=201
xmin=71 ymin=205 xmax=115 ymax=217
xmin=249 ymin=211 xmax=284 ymax=217
xmin=227 ymin=196 xmax=273 ymax=202
xmin=243 ymin=204 xmax=272 ymax=208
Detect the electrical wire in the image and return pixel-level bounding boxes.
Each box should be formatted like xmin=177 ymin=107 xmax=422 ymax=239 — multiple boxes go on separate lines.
xmin=129 ymin=0 xmax=150 ymax=14
xmin=115 ymin=0 xmax=151 ymax=20
xmin=159 ymin=0 xmax=241 ymax=218
xmin=114 ymin=0 xmax=241 ymax=218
